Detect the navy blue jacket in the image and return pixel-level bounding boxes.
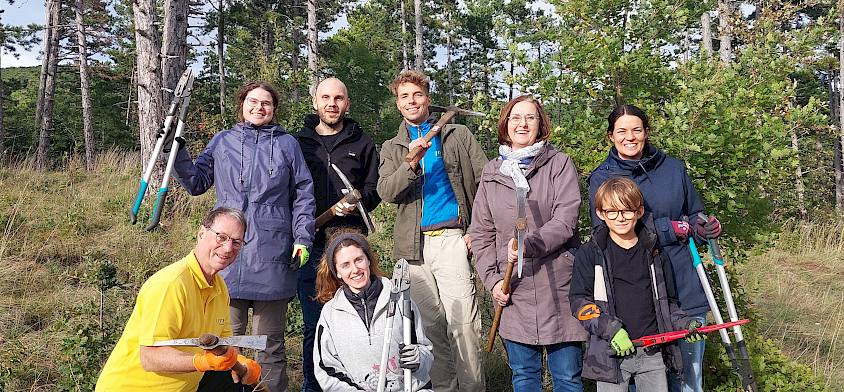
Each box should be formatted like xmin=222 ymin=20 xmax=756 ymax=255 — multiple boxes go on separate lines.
xmin=588 ymin=144 xmax=708 ymax=315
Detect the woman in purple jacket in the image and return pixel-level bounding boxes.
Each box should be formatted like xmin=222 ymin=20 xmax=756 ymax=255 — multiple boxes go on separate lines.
xmin=470 ymin=95 xmax=587 ymax=392
xmin=172 ymin=81 xmax=316 ymax=392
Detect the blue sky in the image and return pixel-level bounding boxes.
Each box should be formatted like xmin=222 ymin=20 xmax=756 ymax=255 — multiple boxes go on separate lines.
xmin=1 ymin=0 xmax=44 ymax=67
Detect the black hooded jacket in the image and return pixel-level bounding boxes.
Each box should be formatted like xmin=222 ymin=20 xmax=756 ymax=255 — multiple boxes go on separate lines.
xmin=296 ymin=115 xmax=381 ymax=236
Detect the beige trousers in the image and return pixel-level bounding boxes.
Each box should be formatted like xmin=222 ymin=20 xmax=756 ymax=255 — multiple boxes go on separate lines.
xmin=409 ymin=228 xmax=485 ymax=392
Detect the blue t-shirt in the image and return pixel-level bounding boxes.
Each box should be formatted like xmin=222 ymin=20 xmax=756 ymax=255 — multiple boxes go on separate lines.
xmin=409 ymin=122 xmax=460 ymax=231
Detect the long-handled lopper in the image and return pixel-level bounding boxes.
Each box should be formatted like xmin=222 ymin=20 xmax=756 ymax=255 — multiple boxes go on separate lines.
xmin=608 ymin=319 xmax=750 ymax=355
xmin=377 ymin=258 xmax=412 ymax=392
xmin=130 ymin=68 xmax=195 ymax=231
xmin=699 ymin=213 xmax=757 ymax=391
xmin=688 ymin=236 xmax=757 ymax=391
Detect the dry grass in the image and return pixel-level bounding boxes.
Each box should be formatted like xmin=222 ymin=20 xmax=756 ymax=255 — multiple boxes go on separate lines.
xmin=738 ymin=221 xmax=844 ymax=391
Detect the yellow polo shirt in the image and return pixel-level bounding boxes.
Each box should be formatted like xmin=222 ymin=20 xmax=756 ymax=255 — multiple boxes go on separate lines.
xmin=95 ymin=252 xmax=232 ymax=391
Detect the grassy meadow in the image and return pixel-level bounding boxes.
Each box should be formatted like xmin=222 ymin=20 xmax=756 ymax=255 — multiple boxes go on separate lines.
xmin=0 ymin=151 xmax=834 ymax=391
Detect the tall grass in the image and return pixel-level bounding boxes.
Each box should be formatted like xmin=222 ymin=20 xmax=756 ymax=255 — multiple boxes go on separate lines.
xmin=739 ymin=220 xmax=844 ymax=391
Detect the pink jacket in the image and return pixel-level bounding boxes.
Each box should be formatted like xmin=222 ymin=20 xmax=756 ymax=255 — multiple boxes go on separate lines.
xmin=470 ymin=145 xmax=588 ymax=345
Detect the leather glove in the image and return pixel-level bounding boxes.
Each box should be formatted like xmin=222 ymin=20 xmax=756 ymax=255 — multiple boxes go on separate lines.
xmin=398 ymin=343 xmax=421 ymax=371
xmin=193 ymin=347 xmax=238 ymax=372
xmin=685 ymin=320 xmax=706 ymax=343
xmin=695 ymin=215 xmax=722 ymax=239
xmin=671 ymin=220 xmax=691 ymax=242
xmin=232 ymin=354 xmax=262 ymax=385
xmin=290 ymin=244 xmax=309 ymax=271
xmin=610 ymin=328 xmax=635 ymax=357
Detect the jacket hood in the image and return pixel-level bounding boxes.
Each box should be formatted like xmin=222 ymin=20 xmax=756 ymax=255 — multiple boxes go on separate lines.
xmin=606 ymin=143 xmax=665 ymax=176
xmin=484 ymin=143 xmax=560 ymax=186
xmin=235 ymin=122 xmax=285 ymax=134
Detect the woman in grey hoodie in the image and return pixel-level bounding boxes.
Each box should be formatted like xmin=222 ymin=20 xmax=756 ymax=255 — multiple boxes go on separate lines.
xmin=313 ymin=232 xmax=433 ymax=392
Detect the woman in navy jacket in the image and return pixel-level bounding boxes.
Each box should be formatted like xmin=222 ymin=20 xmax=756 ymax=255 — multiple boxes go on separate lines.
xmin=587 ymin=104 xmax=721 ymax=392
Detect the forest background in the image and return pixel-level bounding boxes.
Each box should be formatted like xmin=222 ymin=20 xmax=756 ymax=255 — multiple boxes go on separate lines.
xmin=1 ymin=0 xmax=844 ymax=390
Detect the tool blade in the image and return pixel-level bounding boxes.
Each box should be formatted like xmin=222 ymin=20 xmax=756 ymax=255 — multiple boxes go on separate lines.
xmin=331 ymin=164 xmax=375 ymax=233
xmin=217 ymin=335 xmax=268 ymax=351
xmin=152 ymin=337 xmax=201 ymax=347
xmin=391 ymin=259 xmax=411 ymax=293
xmin=429 ymin=105 xmax=485 ymax=117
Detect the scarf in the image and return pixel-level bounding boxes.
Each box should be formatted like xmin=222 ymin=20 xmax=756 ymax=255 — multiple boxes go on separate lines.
xmin=498 ymin=140 xmax=545 ymax=192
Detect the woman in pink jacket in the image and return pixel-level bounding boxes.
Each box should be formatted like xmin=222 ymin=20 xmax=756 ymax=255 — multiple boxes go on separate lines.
xmin=470 ymin=95 xmax=587 ymax=392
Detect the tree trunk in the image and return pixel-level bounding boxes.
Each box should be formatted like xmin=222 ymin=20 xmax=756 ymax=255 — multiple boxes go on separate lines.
xmin=446 ymin=19 xmax=453 ymax=104
xmin=35 ymin=0 xmax=55 ymax=134
xmin=36 ymin=0 xmax=61 ymax=171
xmin=400 ymin=0 xmax=408 ymax=71
xmin=75 ymin=0 xmax=96 ymax=170
xmin=718 ymin=0 xmax=732 ymax=65
xmin=0 ymin=44 xmax=5 ymax=154
xmin=291 ymin=27 xmax=301 ymax=102
xmin=413 ymin=0 xmax=423 ymax=70
xmin=133 ymin=0 xmax=164 ymax=170
xmin=307 ymin=0 xmax=318 ymax=88
xmin=162 ymin=0 xmax=189 ymax=102
xmin=701 ymin=11 xmax=713 ymax=57
xmin=217 ymin=0 xmax=225 ymax=118
xmin=838 ymin=7 xmax=844 ymax=212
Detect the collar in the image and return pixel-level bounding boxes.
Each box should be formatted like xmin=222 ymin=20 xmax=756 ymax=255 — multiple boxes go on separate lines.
xmin=186 ymin=251 xmax=219 ymax=290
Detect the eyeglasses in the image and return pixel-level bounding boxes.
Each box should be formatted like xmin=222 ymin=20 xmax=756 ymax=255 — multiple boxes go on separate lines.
xmin=603 ymin=210 xmax=637 ymax=220
xmin=206 ymin=227 xmax=247 ymax=249
xmin=245 ymin=97 xmax=274 ymax=109
xmin=508 ymin=114 xmax=539 ymax=124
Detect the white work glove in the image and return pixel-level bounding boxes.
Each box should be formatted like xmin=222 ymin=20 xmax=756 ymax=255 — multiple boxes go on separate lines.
xmin=334 ymin=201 xmax=355 ymax=217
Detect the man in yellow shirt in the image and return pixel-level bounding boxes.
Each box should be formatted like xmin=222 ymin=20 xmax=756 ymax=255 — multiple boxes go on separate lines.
xmin=96 ymin=207 xmax=261 ymax=391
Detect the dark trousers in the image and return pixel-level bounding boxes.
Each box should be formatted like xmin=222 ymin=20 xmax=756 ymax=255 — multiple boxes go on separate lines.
xmin=197 ymin=371 xmax=254 ymax=392
xmin=297 ymin=235 xmax=326 ymax=392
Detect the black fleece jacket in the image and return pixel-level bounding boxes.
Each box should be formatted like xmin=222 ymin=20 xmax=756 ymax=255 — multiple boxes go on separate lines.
xmin=296 ymin=115 xmax=381 ymax=236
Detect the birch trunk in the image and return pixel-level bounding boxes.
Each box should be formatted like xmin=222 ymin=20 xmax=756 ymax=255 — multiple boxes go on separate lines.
xmin=133 ymin=0 xmax=164 ymax=170
xmin=75 ymin=0 xmax=96 ymax=170
xmin=838 ymin=5 xmax=844 ymax=212
xmin=307 ymin=0 xmax=319 ymax=88
xmin=400 ymin=0 xmax=408 ymax=70
xmin=701 ymin=11 xmax=712 ymax=56
xmin=217 ymin=0 xmax=225 ymax=117
xmin=413 ymin=0 xmax=423 ymax=70
xmin=36 ymin=0 xmax=61 ymax=170
xmin=718 ymin=0 xmax=732 ymax=65
xmin=162 ymin=0 xmax=189 ymax=102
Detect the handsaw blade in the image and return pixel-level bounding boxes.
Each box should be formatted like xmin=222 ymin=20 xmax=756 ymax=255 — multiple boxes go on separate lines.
xmin=515 ymin=186 xmax=528 ymax=278
xmin=391 ymin=258 xmax=411 ymax=294
xmin=153 ymin=334 xmax=267 ymax=351
xmin=331 ymin=163 xmax=375 ymax=233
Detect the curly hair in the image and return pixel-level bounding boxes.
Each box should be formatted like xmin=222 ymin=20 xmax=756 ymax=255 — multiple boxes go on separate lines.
xmin=388 ymin=70 xmax=430 ymax=96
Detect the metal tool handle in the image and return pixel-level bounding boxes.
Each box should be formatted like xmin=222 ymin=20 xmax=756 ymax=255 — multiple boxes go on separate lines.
xmin=402 ymin=292 xmax=412 ymax=392
xmin=314 ymin=189 xmax=363 ymax=228
xmin=486 ymin=241 xmax=516 ymax=352
xmin=404 ymin=111 xmax=457 ymax=164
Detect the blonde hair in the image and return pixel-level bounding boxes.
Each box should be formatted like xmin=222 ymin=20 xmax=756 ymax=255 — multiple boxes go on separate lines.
xmin=594 ymin=177 xmax=644 ymax=212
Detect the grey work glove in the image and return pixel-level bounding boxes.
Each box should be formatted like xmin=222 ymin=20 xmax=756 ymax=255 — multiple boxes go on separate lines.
xmin=398 ymin=343 xmax=420 ymax=371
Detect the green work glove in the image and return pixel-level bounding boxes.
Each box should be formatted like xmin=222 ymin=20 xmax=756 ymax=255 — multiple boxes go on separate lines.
xmin=685 ymin=320 xmax=706 ymax=343
xmin=291 ymin=244 xmax=309 ymax=271
xmin=611 ymin=328 xmax=635 ymax=357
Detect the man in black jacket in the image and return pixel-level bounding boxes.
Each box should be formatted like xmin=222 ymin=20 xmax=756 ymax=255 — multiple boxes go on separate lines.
xmin=295 ymin=77 xmax=381 ymax=392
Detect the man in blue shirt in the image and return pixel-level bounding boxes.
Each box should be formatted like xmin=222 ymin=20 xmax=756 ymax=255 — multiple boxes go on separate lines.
xmin=377 ymin=70 xmax=488 ymax=391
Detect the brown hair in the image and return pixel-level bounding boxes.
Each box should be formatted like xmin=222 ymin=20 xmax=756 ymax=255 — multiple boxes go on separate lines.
xmin=314 ymin=230 xmax=386 ymax=304
xmin=388 ymin=70 xmax=430 ymax=96
xmin=235 ymin=81 xmax=281 ymax=123
xmin=497 ymin=95 xmax=552 ymax=146
xmin=594 ymin=177 xmax=645 ymax=212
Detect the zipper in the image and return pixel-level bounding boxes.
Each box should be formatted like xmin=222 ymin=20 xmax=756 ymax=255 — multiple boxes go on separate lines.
xmin=362 ymin=297 xmax=372 ymax=345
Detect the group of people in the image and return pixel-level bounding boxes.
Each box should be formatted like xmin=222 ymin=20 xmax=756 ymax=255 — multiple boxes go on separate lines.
xmin=95 ymin=69 xmax=723 ymax=392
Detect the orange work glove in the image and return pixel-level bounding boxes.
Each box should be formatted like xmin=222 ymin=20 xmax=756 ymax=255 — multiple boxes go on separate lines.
xmin=192 ymin=346 xmax=238 ymax=372
xmin=232 ymin=355 xmax=262 ymax=385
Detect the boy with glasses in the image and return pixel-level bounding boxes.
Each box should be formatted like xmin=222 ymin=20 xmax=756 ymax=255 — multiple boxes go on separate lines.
xmin=569 ymin=177 xmax=702 ymax=391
